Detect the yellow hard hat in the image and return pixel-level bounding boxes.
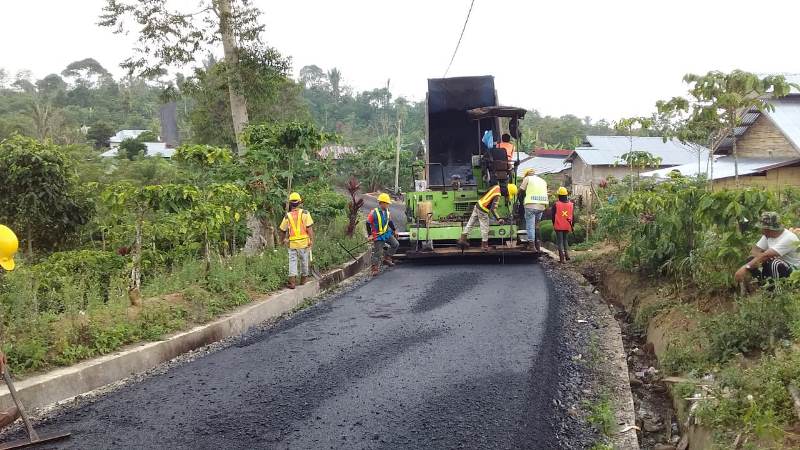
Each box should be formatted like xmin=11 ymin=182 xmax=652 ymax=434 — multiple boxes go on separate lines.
xmin=523 ymin=168 xmax=536 ymax=176
xmin=377 ymin=193 xmax=392 ymax=204
xmin=507 ymin=184 xmax=518 ymax=197
xmin=557 ymin=187 xmax=569 ymax=196
xmin=0 ymin=225 xmax=19 ymax=271
xmin=288 ymin=192 xmax=302 ymax=202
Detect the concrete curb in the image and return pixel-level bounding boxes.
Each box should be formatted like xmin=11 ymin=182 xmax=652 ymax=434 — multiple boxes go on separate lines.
xmin=0 ymin=252 xmax=370 ymax=412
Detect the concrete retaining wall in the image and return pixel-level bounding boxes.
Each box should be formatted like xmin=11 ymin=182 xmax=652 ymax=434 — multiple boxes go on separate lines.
xmin=0 ymin=253 xmax=369 ymax=412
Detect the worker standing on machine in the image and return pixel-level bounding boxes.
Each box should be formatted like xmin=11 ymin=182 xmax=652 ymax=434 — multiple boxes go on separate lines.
xmin=518 ymin=168 xmax=548 ymax=251
xmin=367 ymin=193 xmax=399 ymax=276
xmin=459 ymin=184 xmax=517 ymax=252
xmin=551 ymin=187 xmax=575 ymax=263
xmin=279 ymin=193 xmax=314 ymax=289
xmin=497 ymin=133 xmax=515 ymax=161
xmin=0 ymin=225 xmax=21 ymax=429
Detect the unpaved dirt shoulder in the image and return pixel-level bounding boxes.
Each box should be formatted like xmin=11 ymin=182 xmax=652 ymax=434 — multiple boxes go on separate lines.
xmin=542 ymin=258 xmax=640 ymax=450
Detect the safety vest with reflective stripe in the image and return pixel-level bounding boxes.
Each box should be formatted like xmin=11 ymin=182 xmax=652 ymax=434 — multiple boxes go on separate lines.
xmin=372 ymin=208 xmax=390 ymax=235
xmin=478 ymin=185 xmax=502 ymax=213
xmin=286 ymin=209 xmax=309 ymax=241
xmin=524 ymin=175 xmax=549 ymax=205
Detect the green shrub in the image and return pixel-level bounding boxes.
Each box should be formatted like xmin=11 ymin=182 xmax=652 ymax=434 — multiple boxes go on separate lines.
xmin=539 ymin=220 xmax=555 ymax=243
xmin=703 ymin=294 xmax=791 ymax=363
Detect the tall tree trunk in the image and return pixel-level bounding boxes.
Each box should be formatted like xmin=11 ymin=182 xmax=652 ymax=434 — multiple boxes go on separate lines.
xmin=26 ymin=226 xmax=33 ymax=257
xmin=129 ymin=215 xmax=143 ymax=307
xmin=217 ymin=0 xmax=249 ymax=154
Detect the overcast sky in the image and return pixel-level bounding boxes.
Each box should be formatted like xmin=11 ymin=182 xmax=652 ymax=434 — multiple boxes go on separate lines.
xmin=3 ymin=0 xmax=800 ymax=122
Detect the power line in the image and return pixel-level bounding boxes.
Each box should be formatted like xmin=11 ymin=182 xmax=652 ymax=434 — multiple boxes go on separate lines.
xmin=443 ymin=0 xmax=476 ymax=78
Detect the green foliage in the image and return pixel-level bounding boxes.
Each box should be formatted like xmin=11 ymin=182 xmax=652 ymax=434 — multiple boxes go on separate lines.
xmin=595 ymin=177 xmax=776 ymax=293
xmin=0 ymin=134 xmax=91 ymax=253
xmin=584 ymin=394 xmax=616 ymax=436
xmin=119 ymin=138 xmax=146 ymax=160
xmin=86 ymin=122 xmax=115 ymax=148
xmin=539 ymin=220 xmax=555 ymax=243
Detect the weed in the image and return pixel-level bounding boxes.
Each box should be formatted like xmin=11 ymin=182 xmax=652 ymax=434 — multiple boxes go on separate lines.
xmin=584 ymin=394 xmax=616 ymax=436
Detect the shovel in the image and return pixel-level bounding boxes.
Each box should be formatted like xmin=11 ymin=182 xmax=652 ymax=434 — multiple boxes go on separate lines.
xmin=0 ymin=366 xmax=70 ymax=449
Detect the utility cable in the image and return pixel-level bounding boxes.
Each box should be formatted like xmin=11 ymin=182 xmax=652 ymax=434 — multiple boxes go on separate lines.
xmin=443 ymin=0 xmax=476 ymax=77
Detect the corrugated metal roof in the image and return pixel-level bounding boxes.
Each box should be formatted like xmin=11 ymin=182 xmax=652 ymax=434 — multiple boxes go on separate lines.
xmin=100 ymin=142 xmax=174 ymax=158
xmin=516 ymin=156 xmax=571 ymax=176
xmin=572 ymin=136 xmax=708 ymax=166
xmin=641 ymin=156 xmax=799 ymax=180
xmin=765 ymin=97 xmax=800 ymax=151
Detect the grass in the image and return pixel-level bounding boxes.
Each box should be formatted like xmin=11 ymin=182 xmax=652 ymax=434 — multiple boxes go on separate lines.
xmin=0 ymin=217 xmax=363 ymax=376
xmin=584 ymin=393 xmax=616 ymax=436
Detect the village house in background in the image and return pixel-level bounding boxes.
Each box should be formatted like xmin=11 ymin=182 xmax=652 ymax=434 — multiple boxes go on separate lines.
xmin=101 ymin=129 xmax=175 ymax=158
xmin=568 ymin=135 xmax=708 ymax=207
xmin=516 ymin=148 xmax=572 ymax=186
xmin=643 ymin=90 xmax=800 ymax=189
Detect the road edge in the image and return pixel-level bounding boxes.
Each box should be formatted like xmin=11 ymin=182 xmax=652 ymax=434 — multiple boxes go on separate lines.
xmin=0 ymin=252 xmax=370 ymax=412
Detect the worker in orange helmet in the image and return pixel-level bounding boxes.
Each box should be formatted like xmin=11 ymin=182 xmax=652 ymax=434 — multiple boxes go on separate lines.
xmin=366 ymin=193 xmax=399 ymax=276
xmin=0 ymin=225 xmax=21 ymax=429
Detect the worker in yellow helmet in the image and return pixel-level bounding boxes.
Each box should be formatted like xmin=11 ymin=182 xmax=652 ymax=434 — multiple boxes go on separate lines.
xmin=0 ymin=225 xmax=21 ymax=428
xmin=366 ymin=193 xmax=398 ymax=276
xmin=279 ymin=193 xmax=314 ymax=289
xmin=459 ymin=184 xmax=517 ymax=252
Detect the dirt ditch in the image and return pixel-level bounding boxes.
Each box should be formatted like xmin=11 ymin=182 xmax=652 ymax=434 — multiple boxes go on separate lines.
xmin=581 ymin=264 xmax=684 ymax=450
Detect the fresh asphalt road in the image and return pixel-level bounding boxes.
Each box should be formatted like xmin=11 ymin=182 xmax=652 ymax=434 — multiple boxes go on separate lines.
xmin=30 ymin=262 xmax=559 ymax=449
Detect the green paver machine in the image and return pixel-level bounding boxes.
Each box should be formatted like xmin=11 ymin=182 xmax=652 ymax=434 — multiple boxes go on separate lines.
xmin=396 ymin=76 xmax=535 ymax=259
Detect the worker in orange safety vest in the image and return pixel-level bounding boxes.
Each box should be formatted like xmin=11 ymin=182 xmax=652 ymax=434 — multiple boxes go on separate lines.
xmin=551 ymin=187 xmax=575 ymax=263
xmin=459 ymin=184 xmax=517 ymax=252
xmin=279 ymin=192 xmax=314 ymax=289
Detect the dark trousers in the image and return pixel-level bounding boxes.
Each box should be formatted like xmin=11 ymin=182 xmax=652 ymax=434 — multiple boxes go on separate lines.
xmin=555 ymin=231 xmax=569 ymax=253
xmin=746 ymin=256 xmax=793 ymax=280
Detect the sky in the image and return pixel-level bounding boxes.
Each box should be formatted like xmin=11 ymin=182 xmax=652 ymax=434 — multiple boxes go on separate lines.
xmin=3 ymin=0 xmax=800 ymax=122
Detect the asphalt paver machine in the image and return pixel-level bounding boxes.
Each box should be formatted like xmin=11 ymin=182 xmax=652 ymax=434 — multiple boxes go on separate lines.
xmin=396 ymin=76 xmax=536 ymax=259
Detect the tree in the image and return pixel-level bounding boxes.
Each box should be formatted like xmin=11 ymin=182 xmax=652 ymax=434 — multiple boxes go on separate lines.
xmin=87 ymin=122 xmax=115 ymax=148
xmin=241 ymin=121 xmax=337 ymax=253
xmin=0 ymin=134 xmax=91 ymax=255
xmin=119 ymin=138 xmax=146 ymax=160
xmin=182 ymin=46 xmax=306 ymax=148
xmin=670 ymin=71 xmax=797 ymax=185
xmin=615 ymin=117 xmax=655 ymax=192
xmin=61 ymin=58 xmax=112 ymax=88
xmin=99 ymin=0 xmax=265 ymax=153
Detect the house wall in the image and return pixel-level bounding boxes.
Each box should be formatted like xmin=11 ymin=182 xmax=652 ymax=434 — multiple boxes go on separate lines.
xmin=736 ymin=116 xmax=799 ymax=158
xmin=713 ymin=166 xmax=800 ymax=190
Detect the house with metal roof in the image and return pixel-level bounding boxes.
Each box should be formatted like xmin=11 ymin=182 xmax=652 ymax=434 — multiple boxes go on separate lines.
xmin=567 ymin=135 xmax=708 ymax=205
xmin=642 ymin=91 xmax=800 ymax=190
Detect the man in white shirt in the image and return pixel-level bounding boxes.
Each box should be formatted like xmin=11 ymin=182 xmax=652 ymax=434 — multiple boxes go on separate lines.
xmin=734 ymin=211 xmax=800 ymax=284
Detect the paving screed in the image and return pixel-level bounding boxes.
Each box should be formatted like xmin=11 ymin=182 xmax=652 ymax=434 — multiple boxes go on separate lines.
xmin=27 ymin=262 xmax=562 ymax=449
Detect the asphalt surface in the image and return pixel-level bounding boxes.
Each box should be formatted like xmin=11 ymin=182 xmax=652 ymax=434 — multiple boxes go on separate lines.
xmin=26 ymin=261 xmax=563 ymax=449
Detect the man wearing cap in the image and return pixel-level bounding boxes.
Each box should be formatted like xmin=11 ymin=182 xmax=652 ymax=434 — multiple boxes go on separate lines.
xmin=734 ymin=212 xmax=800 ymax=285
xmin=279 ymin=193 xmax=314 ymax=289
xmin=518 ymin=167 xmax=548 ymax=251
xmin=366 ymin=193 xmax=398 ymax=276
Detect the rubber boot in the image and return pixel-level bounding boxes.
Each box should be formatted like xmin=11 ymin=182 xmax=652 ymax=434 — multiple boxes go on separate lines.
xmin=558 ymin=250 xmax=566 ymax=263
xmin=564 ymin=250 xmax=571 ymax=261
xmin=383 ymin=256 xmax=395 ymax=267
xmin=457 ymin=234 xmax=469 ymax=249
xmin=481 ymin=241 xmax=490 ymax=252
xmin=287 ymin=276 xmax=296 ymax=289
xmin=371 ymin=265 xmax=380 ymax=276
xmin=300 ymin=275 xmax=309 ymax=285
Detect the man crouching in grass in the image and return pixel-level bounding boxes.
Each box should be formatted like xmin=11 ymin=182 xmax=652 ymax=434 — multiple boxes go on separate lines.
xmin=734 ymin=211 xmax=800 ymax=291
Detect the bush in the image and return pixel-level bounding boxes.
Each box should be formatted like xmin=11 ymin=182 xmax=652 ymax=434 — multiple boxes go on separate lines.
xmin=539 ymin=220 xmax=555 ymax=243
xmin=703 ymin=293 xmax=791 ymax=363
